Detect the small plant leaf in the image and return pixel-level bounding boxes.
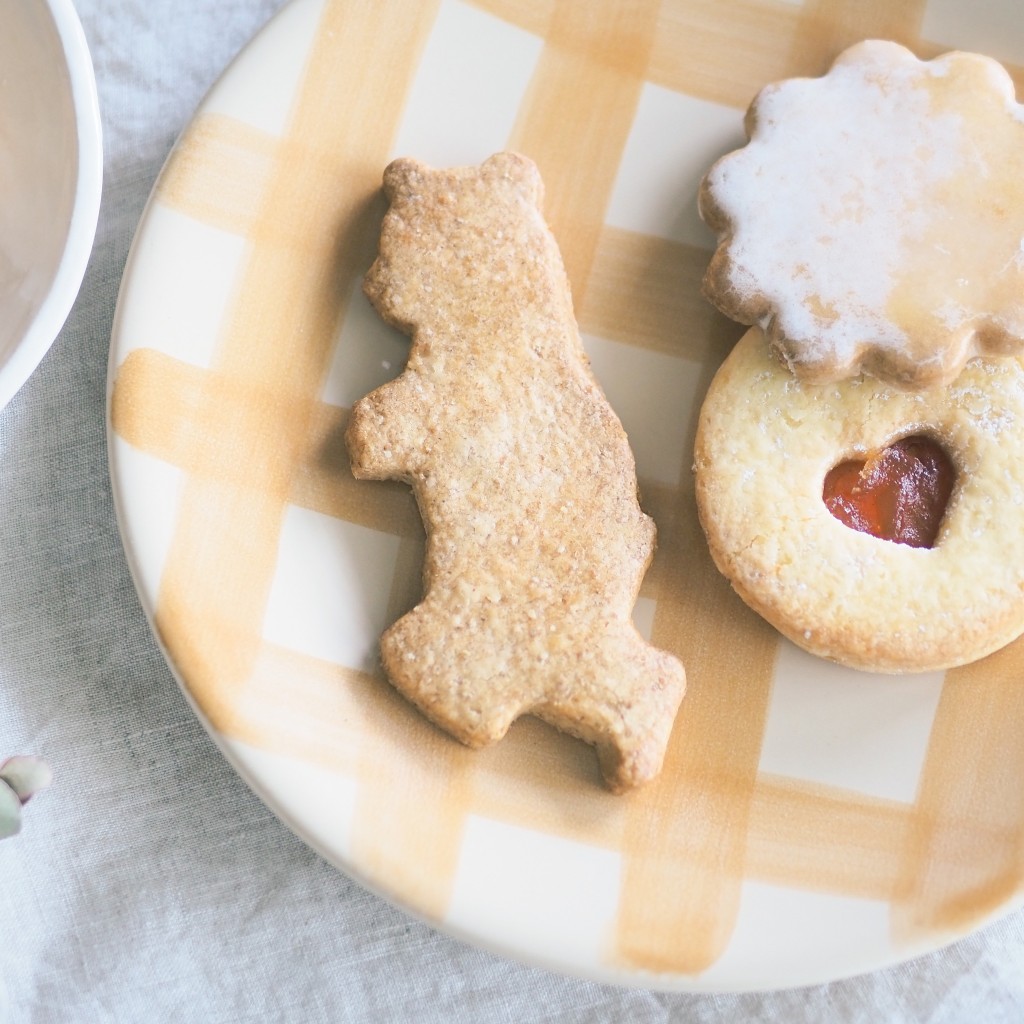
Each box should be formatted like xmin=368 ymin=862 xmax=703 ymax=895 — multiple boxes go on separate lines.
xmin=0 ymin=780 xmax=21 ymax=840
xmin=0 ymin=756 xmax=52 ymax=803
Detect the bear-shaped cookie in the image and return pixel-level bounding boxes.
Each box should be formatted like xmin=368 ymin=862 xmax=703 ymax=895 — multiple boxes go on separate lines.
xmin=345 ymin=152 xmax=686 ymax=791
xmin=700 ymin=40 xmax=1024 ymax=390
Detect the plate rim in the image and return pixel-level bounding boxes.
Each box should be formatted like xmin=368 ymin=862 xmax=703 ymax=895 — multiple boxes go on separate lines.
xmin=103 ymin=0 xmax=1024 ymax=992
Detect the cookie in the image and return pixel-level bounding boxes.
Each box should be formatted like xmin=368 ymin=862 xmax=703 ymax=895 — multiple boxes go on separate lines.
xmin=700 ymin=40 xmax=1024 ymax=389
xmin=694 ymin=326 xmax=1024 ymax=673
xmin=345 ymin=153 xmax=686 ymax=791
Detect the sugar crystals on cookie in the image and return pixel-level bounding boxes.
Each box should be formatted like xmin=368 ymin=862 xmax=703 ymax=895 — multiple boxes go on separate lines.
xmin=346 ymin=153 xmax=686 ymax=791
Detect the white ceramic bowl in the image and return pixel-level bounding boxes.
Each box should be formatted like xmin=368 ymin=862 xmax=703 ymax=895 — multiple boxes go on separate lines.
xmin=0 ymin=0 xmax=102 ymax=408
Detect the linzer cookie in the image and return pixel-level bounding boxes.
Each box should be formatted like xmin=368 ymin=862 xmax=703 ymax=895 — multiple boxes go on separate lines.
xmin=694 ymin=326 xmax=1024 ymax=673
xmin=700 ymin=40 xmax=1024 ymax=389
xmin=345 ymin=153 xmax=686 ymax=791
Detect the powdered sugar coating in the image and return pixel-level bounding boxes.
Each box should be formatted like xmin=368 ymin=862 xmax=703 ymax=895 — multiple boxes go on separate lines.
xmin=700 ymin=40 xmax=1024 ymax=389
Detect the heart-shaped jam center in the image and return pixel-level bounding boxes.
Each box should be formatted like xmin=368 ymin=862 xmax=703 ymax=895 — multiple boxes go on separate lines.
xmin=823 ymin=435 xmax=955 ymax=548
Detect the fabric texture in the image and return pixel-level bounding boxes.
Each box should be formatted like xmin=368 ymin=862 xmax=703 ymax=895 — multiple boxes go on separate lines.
xmin=1 ymin=1 xmax=1024 ymax=1020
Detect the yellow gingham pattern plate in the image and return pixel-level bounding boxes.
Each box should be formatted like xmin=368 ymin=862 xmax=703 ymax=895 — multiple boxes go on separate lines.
xmin=107 ymin=0 xmax=1024 ymax=990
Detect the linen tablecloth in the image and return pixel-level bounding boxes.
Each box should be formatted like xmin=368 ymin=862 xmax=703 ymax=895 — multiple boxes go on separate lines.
xmin=2 ymin=1 xmax=1024 ymax=1020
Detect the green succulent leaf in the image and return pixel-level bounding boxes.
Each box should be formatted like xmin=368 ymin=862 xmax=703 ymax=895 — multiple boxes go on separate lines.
xmin=0 ymin=756 xmax=52 ymax=803
xmin=0 ymin=780 xmax=21 ymax=840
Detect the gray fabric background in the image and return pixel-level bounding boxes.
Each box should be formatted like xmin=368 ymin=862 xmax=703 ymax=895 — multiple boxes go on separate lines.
xmin=2 ymin=1 xmax=1023 ymax=1020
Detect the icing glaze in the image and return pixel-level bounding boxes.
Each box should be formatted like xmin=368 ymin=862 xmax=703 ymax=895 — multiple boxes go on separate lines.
xmin=700 ymin=40 xmax=1024 ymax=388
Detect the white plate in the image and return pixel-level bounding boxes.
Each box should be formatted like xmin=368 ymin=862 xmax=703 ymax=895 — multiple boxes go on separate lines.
xmin=106 ymin=0 xmax=1024 ymax=991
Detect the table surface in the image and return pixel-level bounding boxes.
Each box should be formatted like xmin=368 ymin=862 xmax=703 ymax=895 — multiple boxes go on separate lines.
xmin=2 ymin=1 xmax=1024 ymax=1021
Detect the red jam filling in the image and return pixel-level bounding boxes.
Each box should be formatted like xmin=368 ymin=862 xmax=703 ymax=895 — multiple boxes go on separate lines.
xmin=822 ymin=435 xmax=955 ymax=548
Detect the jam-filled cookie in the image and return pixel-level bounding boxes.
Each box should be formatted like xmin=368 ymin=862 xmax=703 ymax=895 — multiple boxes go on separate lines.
xmin=694 ymin=327 xmax=1024 ymax=673
xmin=700 ymin=40 xmax=1024 ymax=390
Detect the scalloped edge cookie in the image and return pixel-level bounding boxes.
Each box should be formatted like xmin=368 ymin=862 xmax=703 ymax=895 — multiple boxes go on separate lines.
xmin=700 ymin=40 xmax=1024 ymax=390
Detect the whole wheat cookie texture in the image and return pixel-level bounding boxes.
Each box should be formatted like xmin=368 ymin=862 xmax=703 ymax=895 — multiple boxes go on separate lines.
xmin=345 ymin=152 xmax=686 ymax=792
xmin=700 ymin=40 xmax=1024 ymax=389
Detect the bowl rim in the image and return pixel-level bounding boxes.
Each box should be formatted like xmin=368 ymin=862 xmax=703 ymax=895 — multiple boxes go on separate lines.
xmin=0 ymin=0 xmax=103 ymax=410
